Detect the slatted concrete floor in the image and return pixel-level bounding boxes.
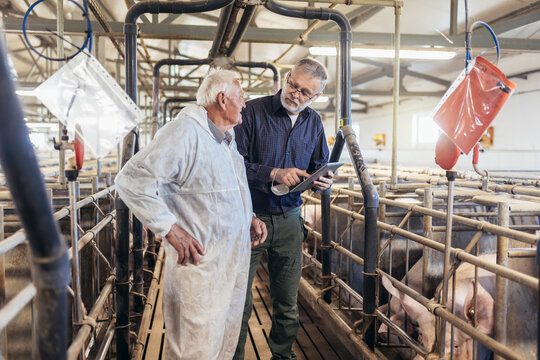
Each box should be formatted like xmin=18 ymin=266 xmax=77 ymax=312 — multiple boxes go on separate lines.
xmin=141 ymin=263 xmax=354 ymax=360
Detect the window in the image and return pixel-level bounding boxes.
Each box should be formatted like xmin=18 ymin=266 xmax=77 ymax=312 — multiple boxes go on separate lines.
xmin=412 ymin=112 xmax=440 ymax=146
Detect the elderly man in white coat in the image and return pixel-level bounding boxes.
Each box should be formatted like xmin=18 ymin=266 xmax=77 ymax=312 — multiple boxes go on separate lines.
xmin=115 ymin=69 xmax=267 ymax=360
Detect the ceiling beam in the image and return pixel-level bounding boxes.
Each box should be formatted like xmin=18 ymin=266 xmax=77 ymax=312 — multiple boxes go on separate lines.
xmin=7 ymin=18 xmax=540 ymax=51
xmin=353 ymin=58 xmax=451 ymax=87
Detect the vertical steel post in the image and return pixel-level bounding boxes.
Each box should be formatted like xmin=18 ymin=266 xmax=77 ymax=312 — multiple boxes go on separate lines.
xmin=390 ymin=4 xmax=402 ymax=185
xmin=347 ymin=177 xmax=354 ymax=286
xmin=57 ymin=0 xmax=66 ymax=185
xmin=321 ymin=188 xmax=332 ymax=304
xmin=450 ymin=0 xmax=459 ymax=36
xmin=423 ymin=187 xmax=433 ymax=296
xmin=92 ymin=176 xmax=100 ymax=302
xmin=494 ymin=201 xmax=509 ymax=360
xmin=0 ymin=36 xmax=69 ymax=359
xmin=440 ymin=170 xmax=456 ymax=357
xmin=334 ymin=45 xmax=341 ymax=135
xmin=70 ymin=180 xmax=83 ymax=325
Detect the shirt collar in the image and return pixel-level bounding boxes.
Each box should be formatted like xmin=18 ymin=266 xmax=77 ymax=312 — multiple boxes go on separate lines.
xmin=207 ymin=118 xmax=233 ymax=144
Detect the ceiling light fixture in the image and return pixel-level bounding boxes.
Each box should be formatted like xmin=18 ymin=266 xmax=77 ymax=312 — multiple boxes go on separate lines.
xmin=16 ymin=89 xmax=36 ymax=97
xmin=309 ymin=47 xmax=456 ymax=60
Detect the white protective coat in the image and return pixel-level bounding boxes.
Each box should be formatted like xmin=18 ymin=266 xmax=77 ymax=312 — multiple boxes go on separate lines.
xmin=115 ymin=104 xmax=253 ymax=360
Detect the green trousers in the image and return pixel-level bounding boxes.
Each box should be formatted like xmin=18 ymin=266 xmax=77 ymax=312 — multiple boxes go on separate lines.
xmin=233 ymin=207 xmax=304 ymax=360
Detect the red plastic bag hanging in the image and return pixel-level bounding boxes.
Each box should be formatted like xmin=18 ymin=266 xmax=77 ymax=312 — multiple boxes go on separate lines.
xmin=432 ymin=56 xmax=515 ymax=155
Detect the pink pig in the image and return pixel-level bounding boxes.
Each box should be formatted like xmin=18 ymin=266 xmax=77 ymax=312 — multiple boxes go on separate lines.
xmin=381 ymin=253 xmax=496 ymax=360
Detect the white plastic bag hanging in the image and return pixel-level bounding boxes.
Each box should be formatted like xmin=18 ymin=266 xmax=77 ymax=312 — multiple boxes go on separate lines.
xmin=34 ymin=52 xmax=144 ymax=158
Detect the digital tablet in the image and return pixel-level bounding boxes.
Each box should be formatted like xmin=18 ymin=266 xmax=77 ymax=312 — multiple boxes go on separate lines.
xmin=289 ymin=162 xmax=344 ymax=193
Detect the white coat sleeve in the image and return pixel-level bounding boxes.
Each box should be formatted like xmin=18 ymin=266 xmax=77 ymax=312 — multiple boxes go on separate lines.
xmin=114 ymin=122 xmax=196 ymax=237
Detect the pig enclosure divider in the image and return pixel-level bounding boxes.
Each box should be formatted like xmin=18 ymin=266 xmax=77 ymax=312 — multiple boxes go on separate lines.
xmin=301 ymin=184 xmax=538 ymax=359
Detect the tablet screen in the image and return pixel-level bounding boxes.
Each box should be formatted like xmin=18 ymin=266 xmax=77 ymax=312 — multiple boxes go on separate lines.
xmin=288 ymin=162 xmax=344 ymax=193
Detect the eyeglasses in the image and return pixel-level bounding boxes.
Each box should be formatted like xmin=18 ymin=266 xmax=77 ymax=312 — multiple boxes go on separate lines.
xmin=286 ymin=76 xmax=317 ymax=100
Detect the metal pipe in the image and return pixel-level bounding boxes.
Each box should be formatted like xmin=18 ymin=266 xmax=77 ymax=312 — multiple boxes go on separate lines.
xmin=132 ymin=245 xmax=165 ymax=360
xmin=67 ymin=275 xmax=115 ymax=360
xmin=440 ymin=170 xmax=456 ymax=357
xmin=265 ymin=0 xmax=351 ymax=131
xmin=494 ymin=201 xmax=510 ymax=356
xmin=337 ymin=188 xmax=538 ymax=246
xmin=285 ymin=0 xmax=401 ymax=5
xmin=152 ymin=59 xmax=208 ymax=128
xmin=95 ymin=321 xmax=115 ymax=360
xmin=321 ymin=189 xmax=332 ymax=304
xmin=69 ymin=180 xmax=84 ymax=328
xmin=226 ymin=5 xmax=257 ymax=58
xmin=71 ymin=213 xmax=116 ymax=258
xmin=362 ymin=166 xmax=540 ymax=196
xmin=0 ymin=34 xmax=70 ymax=360
xmin=0 ymin=186 xmax=115 ymax=256
xmin=208 ymin=3 xmax=234 ymax=59
xmin=57 ymin=0 xmax=66 ymax=185
xmin=235 ymin=62 xmax=280 ymax=93
xmin=115 ymin=198 xmax=130 ymax=357
xmin=302 ymin=248 xmax=428 ymax=357
xmin=91 ymin=177 xmax=100 ymax=304
xmin=390 ymin=3 xmax=402 ymax=185
xmin=302 ymin=194 xmax=539 ymax=290
xmin=151 ymin=75 xmax=160 ymax=139
xmin=380 ymin=270 xmax=524 ymax=360
xmin=298 ymin=277 xmax=379 ymax=360
xmin=133 ymin=212 xmax=144 ymax=313
xmin=0 ymin=283 xmax=36 ymax=332
xmin=163 ymin=97 xmax=196 ymax=124
xmin=340 ymin=125 xmax=379 ymax=349
xmin=422 ymin=188 xmax=433 ymax=296
xmin=217 ymin=3 xmax=242 ymax=55
xmin=169 ymin=105 xmax=183 ymax=122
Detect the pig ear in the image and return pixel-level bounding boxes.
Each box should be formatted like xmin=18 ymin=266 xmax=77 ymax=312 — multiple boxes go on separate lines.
xmin=381 ymin=275 xmax=431 ymax=322
xmin=463 ymin=281 xmax=494 ymax=335
xmin=381 ymin=275 xmax=402 ymax=299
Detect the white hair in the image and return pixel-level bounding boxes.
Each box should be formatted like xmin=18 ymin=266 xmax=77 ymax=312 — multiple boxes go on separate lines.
xmin=196 ymin=69 xmax=241 ymax=107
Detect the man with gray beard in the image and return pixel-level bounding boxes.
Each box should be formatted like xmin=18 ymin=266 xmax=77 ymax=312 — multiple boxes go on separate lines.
xmin=233 ymin=58 xmax=334 ymax=360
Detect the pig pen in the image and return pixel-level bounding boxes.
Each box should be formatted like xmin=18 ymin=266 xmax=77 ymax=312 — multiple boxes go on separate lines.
xmin=297 ymin=165 xmax=539 ymax=360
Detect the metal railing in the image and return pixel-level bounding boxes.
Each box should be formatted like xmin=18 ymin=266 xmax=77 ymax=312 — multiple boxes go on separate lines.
xmin=299 ymin=170 xmax=539 ymax=360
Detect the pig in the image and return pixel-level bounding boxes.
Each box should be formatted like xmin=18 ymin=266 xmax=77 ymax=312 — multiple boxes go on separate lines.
xmin=381 ymin=253 xmax=496 ymax=360
xmin=301 ymin=204 xmax=322 ymax=255
xmin=379 ymin=257 xmax=426 ymax=336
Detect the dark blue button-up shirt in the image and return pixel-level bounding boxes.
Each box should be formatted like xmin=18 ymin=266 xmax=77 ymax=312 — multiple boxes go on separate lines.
xmin=234 ymin=90 xmax=329 ymax=215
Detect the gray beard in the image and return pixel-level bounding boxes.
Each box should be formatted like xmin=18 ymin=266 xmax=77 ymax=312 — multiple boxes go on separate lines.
xmin=280 ymin=90 xmax=312 ymax=114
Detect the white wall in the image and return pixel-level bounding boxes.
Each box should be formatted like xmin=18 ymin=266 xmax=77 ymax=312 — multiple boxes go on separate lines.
xmin=323 ymin=70 xmax=540 ymax=171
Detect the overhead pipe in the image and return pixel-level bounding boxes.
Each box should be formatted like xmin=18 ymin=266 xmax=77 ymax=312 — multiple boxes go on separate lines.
xmin=208 ymin=3 xmax=235 ymax=59
xmin=225 ymin=5 xmax=257 ymax=58
xmin=152 ymin=59 xmax=210 ymax=139
xmin=162 ymin=97 xmax=197 ymax=124
xmin=265 ymin=0 xmax=352 ymax=157
xmin=0 ymin=34 xmax=70 ymax=359
xmin=121 ymin=1 xmax=235 ymax=357
xmin=169 ymin=105 xmax=184 ymax=122
xmin=235 ymin=61 xmax=280 ymax=93
xmin=216 ymin=2 xmax=243 ymax=55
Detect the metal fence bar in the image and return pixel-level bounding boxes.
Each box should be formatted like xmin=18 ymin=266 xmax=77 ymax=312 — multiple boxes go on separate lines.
xmin=302 ymin=194 xmax=539 ymax=290
xmin=0 ymin=185 xmax=115 ymax=256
